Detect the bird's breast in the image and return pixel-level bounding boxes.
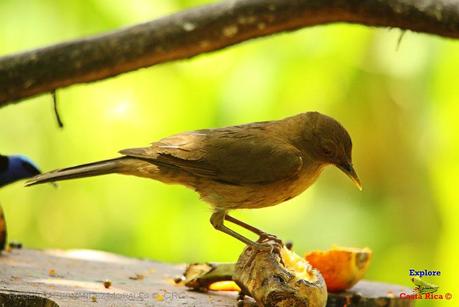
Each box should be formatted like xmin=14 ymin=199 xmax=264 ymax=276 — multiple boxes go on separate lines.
xmin=197 ymin=162 xmax=325 ymax=210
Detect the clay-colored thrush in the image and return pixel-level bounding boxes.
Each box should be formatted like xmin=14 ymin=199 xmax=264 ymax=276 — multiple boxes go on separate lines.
xmin=26 ymin=112 xmax=361 ymax=249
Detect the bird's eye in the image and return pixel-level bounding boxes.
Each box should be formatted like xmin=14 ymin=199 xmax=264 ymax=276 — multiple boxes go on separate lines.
xmin=323 ymin=147 xmax=333 ymax=156
xmin=320 ymin=140 xmax=336 ymax=158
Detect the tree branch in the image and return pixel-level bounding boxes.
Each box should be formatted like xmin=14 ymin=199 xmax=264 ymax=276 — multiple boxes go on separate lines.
xmin=1 ymin=0 xmax=458 ymax=107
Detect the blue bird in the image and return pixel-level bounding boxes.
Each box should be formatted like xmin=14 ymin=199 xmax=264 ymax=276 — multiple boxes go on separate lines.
xmin=0 ymin=154 xmax=41 ymax=188
xmin=0 ymin=154 xmax=40 ymax=251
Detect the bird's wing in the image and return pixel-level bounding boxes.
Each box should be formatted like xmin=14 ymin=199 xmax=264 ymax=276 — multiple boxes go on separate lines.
xmin=120 ymin=129 xmax=303 ymax=184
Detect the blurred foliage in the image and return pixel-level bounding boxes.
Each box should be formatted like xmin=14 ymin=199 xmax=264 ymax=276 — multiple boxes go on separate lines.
xmin=0 ymin=1 xmax=457 ymax=304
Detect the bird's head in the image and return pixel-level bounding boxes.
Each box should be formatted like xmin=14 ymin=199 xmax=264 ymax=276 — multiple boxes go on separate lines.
xmin=301 ymin=112 xmax=362 ymax=190
xmin=0 ymin=154 xmax=41 ymax=188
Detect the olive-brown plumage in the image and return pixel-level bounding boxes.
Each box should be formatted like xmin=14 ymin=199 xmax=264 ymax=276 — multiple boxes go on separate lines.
xmin=26 ymin=112 xmax=361 ymax=248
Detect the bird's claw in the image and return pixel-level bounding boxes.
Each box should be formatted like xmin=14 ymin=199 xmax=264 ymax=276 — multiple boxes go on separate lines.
xmin=249 ymin=241 xmax=285 ymax=267
xmin=253 ymin=241 xmax=282 ymax=255
xmin=258 ymin=232 xmax=284 ymax=246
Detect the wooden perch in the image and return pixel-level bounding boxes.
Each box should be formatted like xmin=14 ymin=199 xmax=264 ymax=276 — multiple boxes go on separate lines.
xmin=0 ymin=248 xmax=415 ymax=306
xmin=1 ymin=0 xmax=459 ymax=107
xmin=0 ymin=248 xmax=238 ymax=306
xmin=181 ymin=248 xmax=415 ymax=307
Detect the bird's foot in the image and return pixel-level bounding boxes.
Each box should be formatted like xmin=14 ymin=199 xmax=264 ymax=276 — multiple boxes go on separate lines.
xmin=257 ymin=232 xmax=284 ymax=246
xmin=252 ymin=242 xmax=281 ymax=254
xmin=247 ymin=241 xmax=284 ymax=268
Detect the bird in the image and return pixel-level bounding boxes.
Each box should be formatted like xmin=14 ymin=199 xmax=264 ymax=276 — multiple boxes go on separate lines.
xmin=0 ymin=154 xmax=41 ymax=250
xmin=0 ymin=154 xmax=41 ymax=188
xmin=26 ymin=112 xmax=361 ymax=249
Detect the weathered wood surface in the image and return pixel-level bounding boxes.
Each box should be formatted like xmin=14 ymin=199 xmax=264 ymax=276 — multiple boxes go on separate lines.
xmin=0 ymin=248 xmax=237 ymax=306
xmin=326 ymin=281 xmax=414 ymax=307
xmin=0 ymin=248 xmax=413 ymax=306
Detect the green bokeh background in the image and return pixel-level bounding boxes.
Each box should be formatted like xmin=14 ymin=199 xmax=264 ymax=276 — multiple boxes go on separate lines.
xmin=1 ymin=1 xmax=457 ymax=305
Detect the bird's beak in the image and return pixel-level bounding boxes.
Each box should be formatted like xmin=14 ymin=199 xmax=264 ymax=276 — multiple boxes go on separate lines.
xmin=337 ymin=161 xmax=362 ymax=191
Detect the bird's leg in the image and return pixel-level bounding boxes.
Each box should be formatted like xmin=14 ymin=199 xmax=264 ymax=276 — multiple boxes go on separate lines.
xmin=210 ymin=210 xmax=280 ymax=253
xmin=210 ymin=211 xmax=258 ymax=246
xmin=224 ymin=214 xmax=283 ymax=245
xmin=224 ymin=214 xmax=264 ymax=235
xmin=210 ymin=211 xmax=282 ymax=253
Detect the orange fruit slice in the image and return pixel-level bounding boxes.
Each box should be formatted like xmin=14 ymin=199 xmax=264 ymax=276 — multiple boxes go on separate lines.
xmin=305 ymin=246 xmax=372 ymax=292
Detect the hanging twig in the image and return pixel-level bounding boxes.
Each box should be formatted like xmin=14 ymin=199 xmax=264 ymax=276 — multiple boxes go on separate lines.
xmin=51 ymin=90 xmax=64 ymax=128
xmin=396 ymin=30 xmax=407 ymax=51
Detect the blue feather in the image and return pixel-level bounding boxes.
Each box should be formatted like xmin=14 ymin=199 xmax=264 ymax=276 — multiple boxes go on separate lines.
xmin=0 ymin=154 xmax=41 ymax=188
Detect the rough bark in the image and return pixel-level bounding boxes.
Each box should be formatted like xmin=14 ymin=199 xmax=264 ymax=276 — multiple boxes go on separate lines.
xmin=1 ymin=0 xmax=458 ymax=107
xmin=0 ymin=248 xmax=415 ymax=307
xmin=0 ymin=248 xmax=238 ymax=306
xmin=181 ymin=252 xmax=415 ymax=306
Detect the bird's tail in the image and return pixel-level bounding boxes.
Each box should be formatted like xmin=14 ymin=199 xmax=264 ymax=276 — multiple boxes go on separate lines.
xmin=25 ymin=157 xmax=128 ymax=186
